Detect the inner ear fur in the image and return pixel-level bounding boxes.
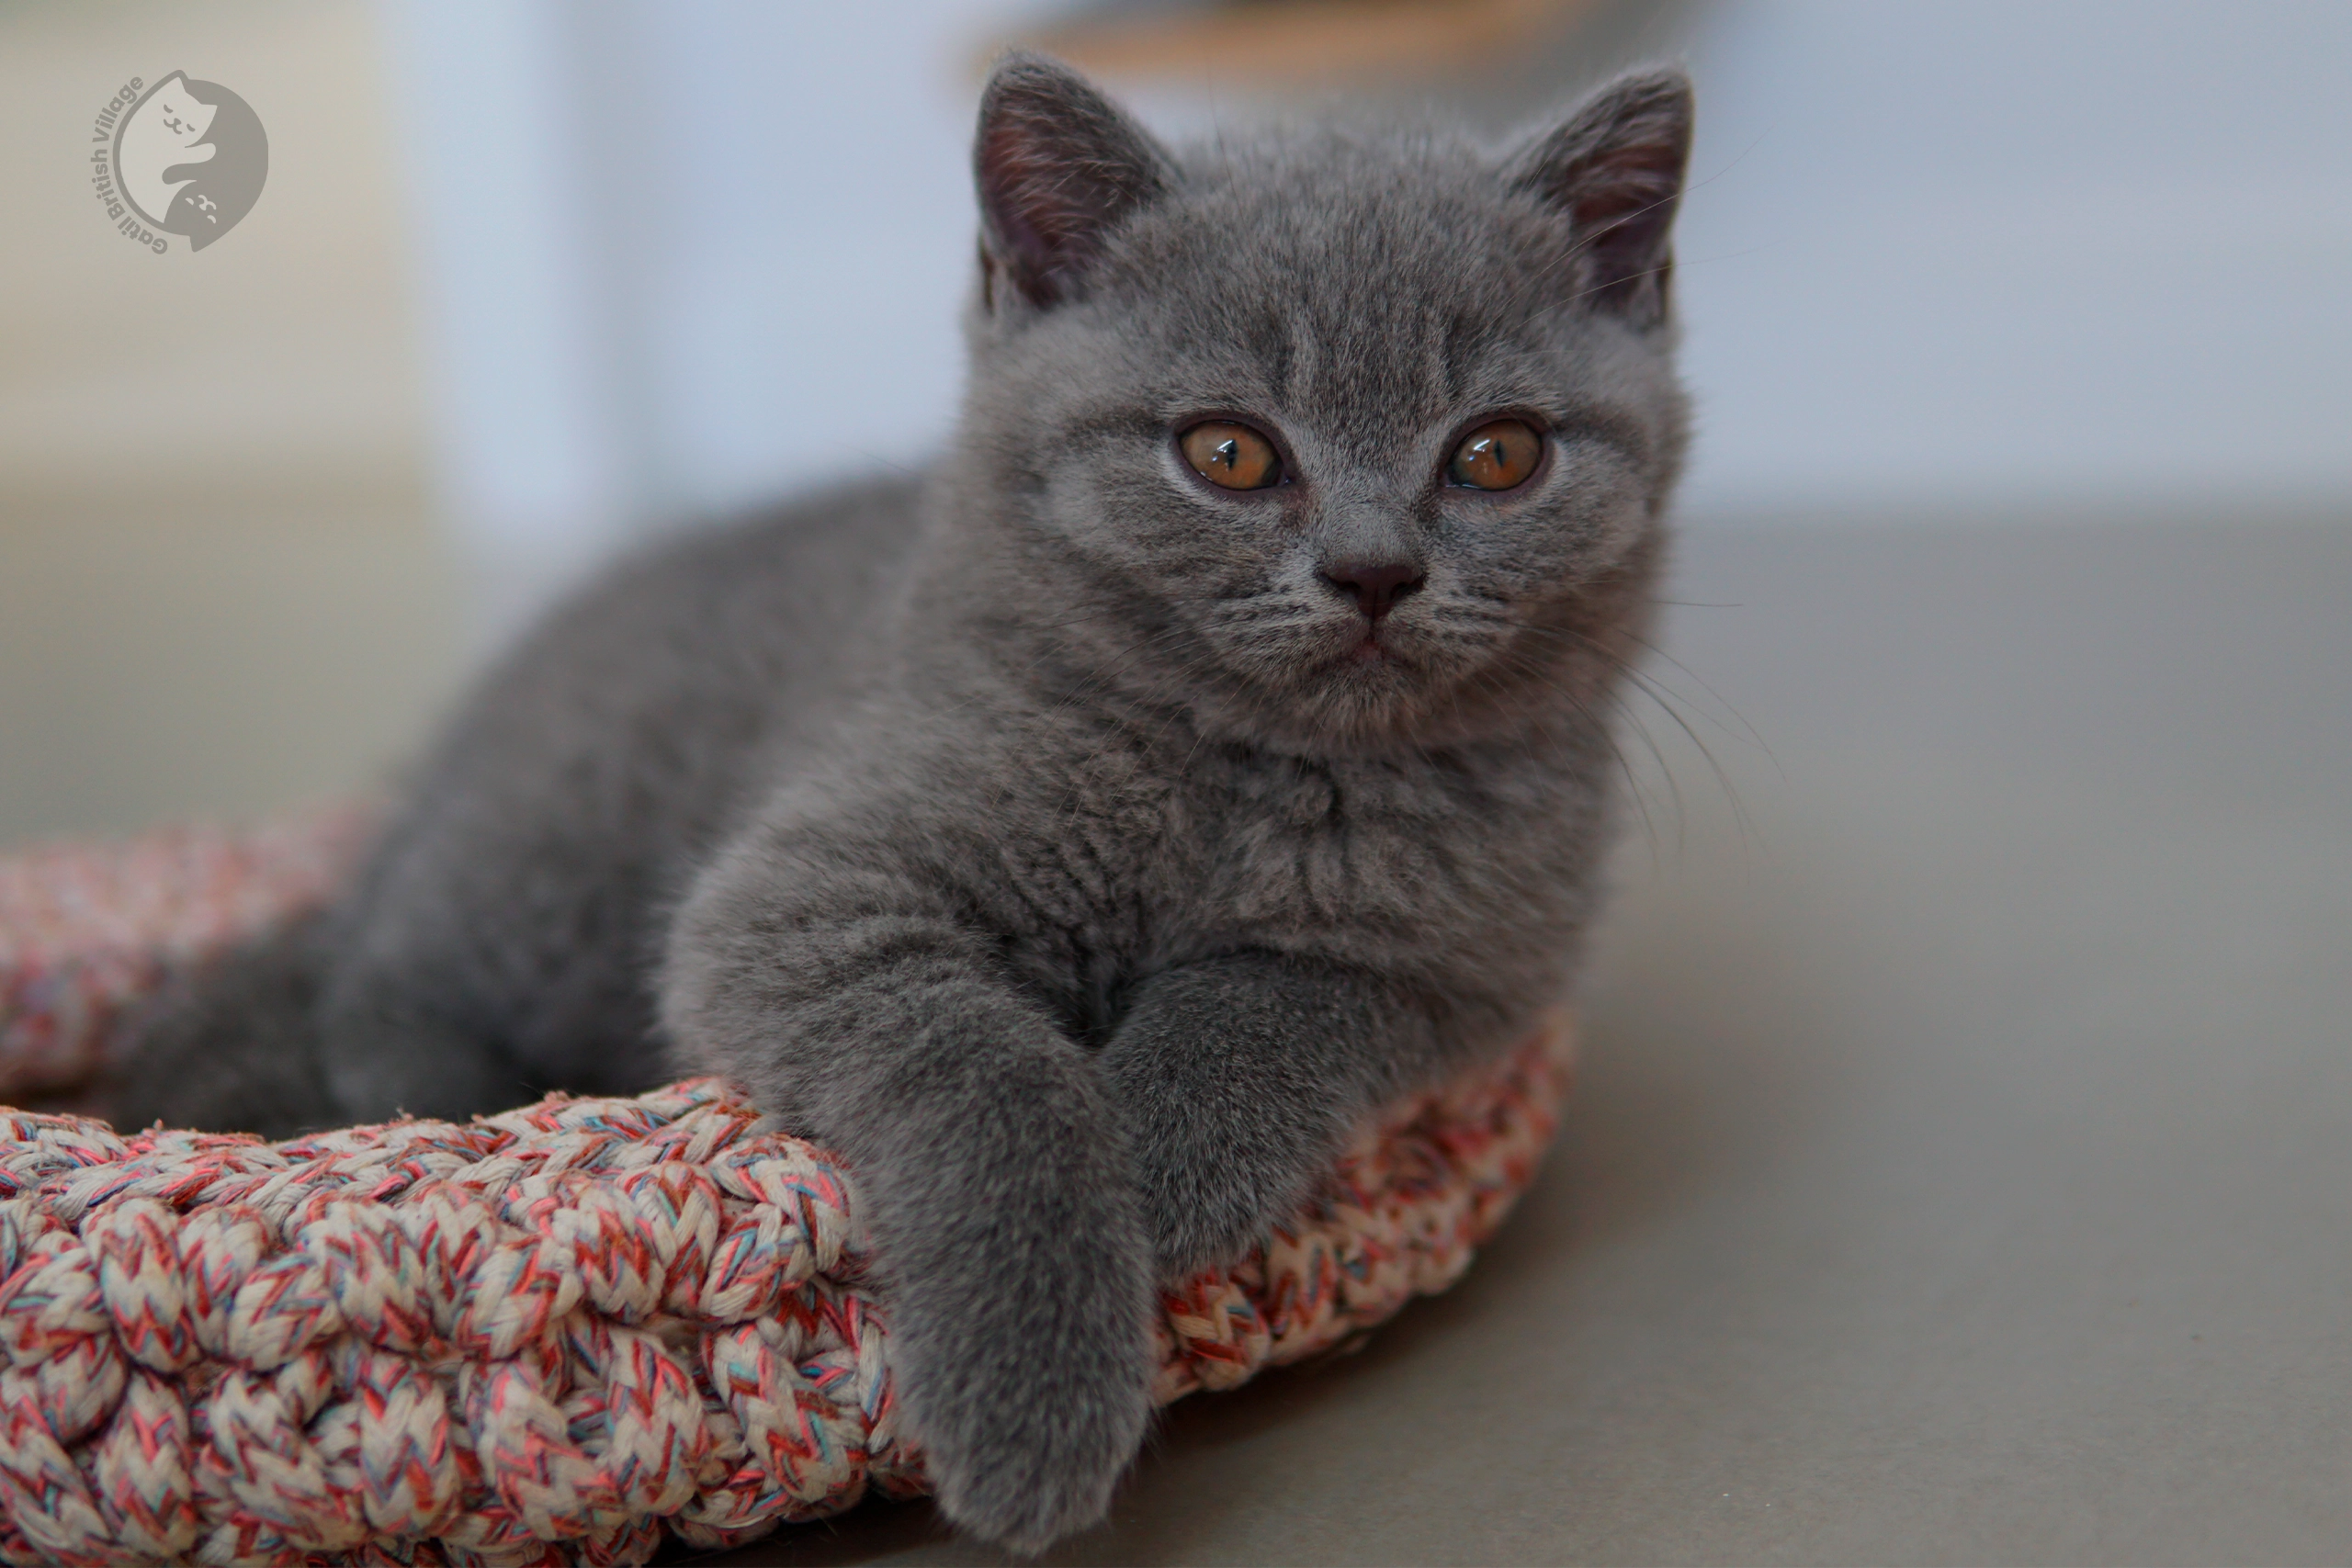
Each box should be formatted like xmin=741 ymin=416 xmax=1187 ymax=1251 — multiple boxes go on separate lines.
xmin=1509 ymin=68 xmax=1695 ymax=327
xmin=974 ymin=52 xmax=1176 ymax=311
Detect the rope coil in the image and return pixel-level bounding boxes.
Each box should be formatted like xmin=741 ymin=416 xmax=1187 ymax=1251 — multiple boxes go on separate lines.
xmin=0 ymin=820 xmax=1570 ymax=1564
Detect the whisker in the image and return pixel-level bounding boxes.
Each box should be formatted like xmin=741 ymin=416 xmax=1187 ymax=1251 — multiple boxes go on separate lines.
xmin=1555 ymin=632 xmax=1760 ymax=852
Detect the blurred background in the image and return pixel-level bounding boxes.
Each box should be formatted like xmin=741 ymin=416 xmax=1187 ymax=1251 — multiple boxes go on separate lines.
xmin=8 ymin=6 xmax=2352 ymax=1560
xmin=6 ymin=0 xmax=2346 ymax=848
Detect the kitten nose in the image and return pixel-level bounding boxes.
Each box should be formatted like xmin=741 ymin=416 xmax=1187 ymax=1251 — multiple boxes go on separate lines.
xmin=1319 ymin=560 xmax=1426 ymax=620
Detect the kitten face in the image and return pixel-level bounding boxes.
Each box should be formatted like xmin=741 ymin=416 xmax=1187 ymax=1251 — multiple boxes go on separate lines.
xmin=961 ymin=66 xmax=1690 ymax=752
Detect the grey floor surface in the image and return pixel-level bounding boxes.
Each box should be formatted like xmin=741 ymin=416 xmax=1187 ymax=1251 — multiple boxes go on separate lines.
xmin=702 ymin=514 xmax=2352 ymax=1564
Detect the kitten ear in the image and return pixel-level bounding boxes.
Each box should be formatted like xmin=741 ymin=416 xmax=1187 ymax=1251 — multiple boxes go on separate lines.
xmin=974 ymin=52 xmax=1175 ymax=311
xmin=1508 ymin=68 xmax=1694 ymax=327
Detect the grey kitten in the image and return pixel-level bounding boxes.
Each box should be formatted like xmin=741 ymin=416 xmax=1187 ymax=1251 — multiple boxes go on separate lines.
xmin=119 ymin=55 xmax=1693 ymax=1551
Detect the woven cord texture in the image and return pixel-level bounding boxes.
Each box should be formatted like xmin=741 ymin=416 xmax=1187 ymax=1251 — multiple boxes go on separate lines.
xmin=0 ymin=819 xmax=1572 ymax=1565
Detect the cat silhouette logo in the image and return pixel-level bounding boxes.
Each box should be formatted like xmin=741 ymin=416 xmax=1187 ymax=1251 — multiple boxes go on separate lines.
xmin=91 ymin=73 xmax=267 ymax=253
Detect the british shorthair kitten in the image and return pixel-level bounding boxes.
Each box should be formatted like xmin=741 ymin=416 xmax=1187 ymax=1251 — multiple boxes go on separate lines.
xmin=123 ymin=54 xmax=1694 ymax=1550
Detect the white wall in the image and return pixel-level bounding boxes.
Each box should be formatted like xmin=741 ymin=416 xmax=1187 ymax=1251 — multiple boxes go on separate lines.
xmin=378 ymin=0 xmax=1030 ymax=633
xmin=1671 ymin=0 xmax=2352 ymax=519
xmin=380 ymin=0 xmax=2352 ymax=622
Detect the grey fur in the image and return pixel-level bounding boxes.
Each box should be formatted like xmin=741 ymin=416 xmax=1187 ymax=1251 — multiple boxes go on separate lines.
xmin=118 ymin=56 xmax=1693 ymax=1551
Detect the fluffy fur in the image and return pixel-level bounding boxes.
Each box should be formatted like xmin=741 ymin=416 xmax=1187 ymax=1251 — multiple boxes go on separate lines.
xmin=119 ymin=56 xmax=1694 ymax=1550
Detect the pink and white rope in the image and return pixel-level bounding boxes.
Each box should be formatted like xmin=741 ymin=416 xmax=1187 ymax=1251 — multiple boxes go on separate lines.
xmin=0 ymin=818 xmax=1572 ymax=1564
xmin=0 ymin=810 xmax=372 ymax=1101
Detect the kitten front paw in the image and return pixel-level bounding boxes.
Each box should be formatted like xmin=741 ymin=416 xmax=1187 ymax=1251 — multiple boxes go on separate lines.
xmin=1131 ymin=1128 xmax=1307 ymax=1280
xmin=922 ymin=1389 xmax=1145 ymax=1554
xmin=1096 ymin=980 xmax=1353 ymax=1281
xmin=882 ymin=1179 xmax=1159 ymax=1551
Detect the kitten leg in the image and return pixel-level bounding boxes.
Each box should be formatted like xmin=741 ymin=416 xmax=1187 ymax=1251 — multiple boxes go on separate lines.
xmin=663 ymin=858 xmax=1156 ymax=1552
xmin=116 ymin=917 xmax=541 ymax=1134
xmin=312 ymin=999 xmax=541 ymax=1125
xmin=1097 ymin=953 xmax=1455 ymax=1280
xmin=112 ymin=914 xmax=341 ymax=1138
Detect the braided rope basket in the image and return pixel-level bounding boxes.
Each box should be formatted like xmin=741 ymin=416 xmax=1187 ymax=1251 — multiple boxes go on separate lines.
xmin=0 ymin=814 xmax=1574 ymax=1565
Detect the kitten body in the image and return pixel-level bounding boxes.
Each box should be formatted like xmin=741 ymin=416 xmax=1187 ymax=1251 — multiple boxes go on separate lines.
xmin=122 ymin=59 xmax=1693 ymax=1551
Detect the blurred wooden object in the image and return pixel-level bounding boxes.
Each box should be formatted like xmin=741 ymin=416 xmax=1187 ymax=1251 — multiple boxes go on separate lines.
xmin=1018 ymin=0 xmax=1600 ymax=86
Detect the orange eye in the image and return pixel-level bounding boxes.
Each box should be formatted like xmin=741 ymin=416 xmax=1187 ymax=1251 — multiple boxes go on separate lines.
xmin=1447 ymin=419 xmax=1543 ymax=491
xmin=1180 ymin=421 xmax=1283 ymax=491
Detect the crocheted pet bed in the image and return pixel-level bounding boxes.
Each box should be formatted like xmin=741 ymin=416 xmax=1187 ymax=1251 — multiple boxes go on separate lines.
xmin=0 ymin=815 xmax=1574 ymax=1565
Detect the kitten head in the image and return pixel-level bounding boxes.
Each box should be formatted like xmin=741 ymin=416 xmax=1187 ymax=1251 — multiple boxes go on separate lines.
xmin=951 ymin=55 xmax=1692 ymax=753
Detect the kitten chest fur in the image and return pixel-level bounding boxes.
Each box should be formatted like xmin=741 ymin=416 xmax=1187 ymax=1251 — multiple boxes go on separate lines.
xmin=848 ymin=662 xmax=1613 ymax=1055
